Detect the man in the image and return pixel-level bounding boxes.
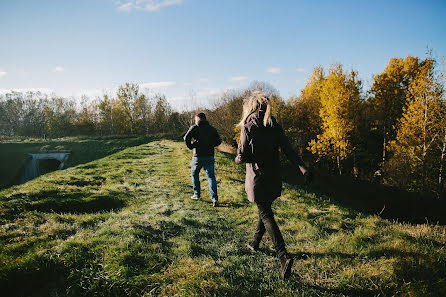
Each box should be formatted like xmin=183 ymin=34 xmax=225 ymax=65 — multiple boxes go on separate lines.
xmin=184 ymin=112 xmax=222 ymax=207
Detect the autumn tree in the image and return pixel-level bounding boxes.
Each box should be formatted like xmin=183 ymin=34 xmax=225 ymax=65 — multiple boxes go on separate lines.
xmin=44 ymin=96 xmax=77 ymax=137
xmin=309 ymin=64 xmax=362 ymax=175
xmin=437 ymin=98 xmax=446 ymax=191
xmin=210 ymin=89 xmax=244 ymax=144
xmin=134 ymin=94 xmax=152 ymax=135
xmin=167 ymin=111 xmax=190 ymax=133
xmin=435 ymin=67 xmax=446 ymax=192
xmin=389 ymin=58 xmax=444 ymax=192
xmin=0 ymin=92 xmax=48 ymax=137
xmin=285 ymin=67 xmax=325 ymax=148
xmin=75 ymin=96 xmax=97 ymax=135
xmin=98 ymin=94 xmax=115 ymax=135
xmin=117 ymin=83 xmax=140 ymax=134
xmin=152 ymin=95 xmax=172 ymax=133
xmin=270 ymin=94 xmax=286 ymax=125
xmin=370 ymin=56 xmax=423 ymax=161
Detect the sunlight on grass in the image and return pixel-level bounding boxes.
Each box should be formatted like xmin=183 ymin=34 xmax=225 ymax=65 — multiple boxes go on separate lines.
xmin=1 ymin=139 xmax=445 ymax=296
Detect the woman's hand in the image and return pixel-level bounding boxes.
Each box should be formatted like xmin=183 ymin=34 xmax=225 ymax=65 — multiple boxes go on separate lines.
xmin=304 ymin=170 xmax=313 ymax=184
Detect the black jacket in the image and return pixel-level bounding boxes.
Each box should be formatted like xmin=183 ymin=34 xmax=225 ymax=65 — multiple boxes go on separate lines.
xmin=184 ymin=120 xmax=222 ymax=157
xmin=235 ymin=111 xmax=306 ymax=202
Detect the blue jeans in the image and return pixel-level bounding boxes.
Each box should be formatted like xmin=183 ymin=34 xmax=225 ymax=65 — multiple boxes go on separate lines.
xmin=191 ymin=156 xmax=218 ymax=201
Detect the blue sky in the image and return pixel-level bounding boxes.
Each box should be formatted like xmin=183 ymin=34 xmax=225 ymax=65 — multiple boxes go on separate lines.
xmin=0 ymin=0 xmax=445 ymax=109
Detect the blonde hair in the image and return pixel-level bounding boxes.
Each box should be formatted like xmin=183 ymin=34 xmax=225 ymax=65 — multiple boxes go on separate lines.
xmin=238 ymin=91 xmax=272 ymax=127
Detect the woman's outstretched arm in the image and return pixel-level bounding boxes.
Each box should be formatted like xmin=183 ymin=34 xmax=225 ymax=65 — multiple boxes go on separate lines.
xmin=277 ymin=123 xmax=307 ymax=175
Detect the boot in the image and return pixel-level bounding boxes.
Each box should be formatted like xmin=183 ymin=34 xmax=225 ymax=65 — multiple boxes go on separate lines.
xmin=247 ymin=241 xmax=259 ymax=252
xmin=280 ymin=254 xmax=293 ymax=279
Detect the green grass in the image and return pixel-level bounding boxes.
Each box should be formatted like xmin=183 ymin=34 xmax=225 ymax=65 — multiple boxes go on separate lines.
xmin=0 ymin=139 xmax=445 ymax=296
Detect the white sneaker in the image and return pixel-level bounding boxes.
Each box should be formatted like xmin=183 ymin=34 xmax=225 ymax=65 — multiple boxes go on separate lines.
xmin=190 ymin=194 xmax=200 ymax=200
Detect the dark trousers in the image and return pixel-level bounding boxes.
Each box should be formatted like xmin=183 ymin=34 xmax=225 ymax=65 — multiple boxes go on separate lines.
xmin=253 ymin=200 xmax=287 ymax=258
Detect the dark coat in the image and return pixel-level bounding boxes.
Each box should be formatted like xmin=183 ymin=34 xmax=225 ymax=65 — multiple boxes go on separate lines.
xmin=235 ymin=111 xmax=305 ymax=203
xmin=184 ymin=120 xmax=222 ymax=157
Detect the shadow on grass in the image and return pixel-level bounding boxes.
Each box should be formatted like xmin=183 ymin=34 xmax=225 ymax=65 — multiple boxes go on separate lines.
xmin=1 ymin=190 xmax=128 ymax=221
xmin=303 ymin=284 xmax=386 ymax=297
xmin=282 ymin=166 xmax=446 ymax=226
xmin=0 ymin=255 xmax=70 ymax=297
xmin=28 ymin=193 xmax=127 ymax=214
xmin=392 ymin=255 xmax=446 ymax=296
xmin=134 ymin=220 xmax=184 ymax=246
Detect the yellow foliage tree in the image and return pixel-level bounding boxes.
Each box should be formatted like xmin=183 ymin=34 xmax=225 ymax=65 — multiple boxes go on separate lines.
xmin=285 ymin=67 xmax=325 ymax=148
xmin=437 ymin=99 xmax=446 ymax=190
xmin=308 ymin=64 xmax=361 ymax=175
xmin=390 ymin=58 xmax=444 ymax=191
xmin=370 ymin=56 xmax=422 ymax=161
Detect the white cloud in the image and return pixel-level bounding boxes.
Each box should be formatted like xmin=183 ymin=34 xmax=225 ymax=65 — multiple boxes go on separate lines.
xmin=0 ymin=71 xmax=7 ymax=78
xmin=53 ymin=66 xmax=65 ymax=73
xmin=117 ymin=2 xmax=134 ymax=11
xmin=199 ymin=78 xmax=209 ymax=83
xmin=139 ymin=81 xmax=176 ymax=90
xmin=0 ymin=88 xmax=54 ymax=95
xmin=266 ymin=67 xmax=281 ymax=74
xmin=296 ymin=68 xmax=305 ymax=73
xmin=117 ymin=0 xmax=183 ymax=12
xmin=229 ymin=76 xmax=248 ymax=81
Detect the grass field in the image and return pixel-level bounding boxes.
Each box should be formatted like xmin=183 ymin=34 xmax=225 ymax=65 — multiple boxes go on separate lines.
xmin=0 ymin=139 xmax=445 ymax=296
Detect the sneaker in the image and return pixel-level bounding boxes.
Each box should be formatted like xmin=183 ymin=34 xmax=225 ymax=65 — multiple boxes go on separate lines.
xmin=280 ymin=254 xmax=294 ymax=279
xmin=212 ymin=201 xmax=218 ymax=207
xmin=190 ymin=194 xmax=200 ymax=200
xmin=247 ymin=241 xmax=259 ymax=252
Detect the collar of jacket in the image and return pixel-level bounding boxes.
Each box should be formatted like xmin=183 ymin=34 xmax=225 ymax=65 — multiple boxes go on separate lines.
xmin=197 ymin=120 xmax=209 ymax=126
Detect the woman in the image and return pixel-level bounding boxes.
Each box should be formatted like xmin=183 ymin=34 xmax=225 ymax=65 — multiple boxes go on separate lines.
xmin=235 ymin=91 xmax=308 ymax=279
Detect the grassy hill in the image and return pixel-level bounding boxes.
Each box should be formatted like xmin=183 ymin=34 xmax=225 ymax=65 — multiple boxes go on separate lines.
xmin=0 ymin=139 xmax=445 ymax=296
xmin=0 ymin=136 xmax=156 ymax=189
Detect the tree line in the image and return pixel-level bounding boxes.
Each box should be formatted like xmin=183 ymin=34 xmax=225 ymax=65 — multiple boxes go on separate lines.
xmin=1 ymin=54 xmax=445 ymax=196
xmin=0 ymin=83 xmax=192 ymax=138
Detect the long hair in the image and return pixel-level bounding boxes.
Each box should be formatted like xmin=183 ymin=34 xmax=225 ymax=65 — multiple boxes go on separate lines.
xmin=238 ymin=91 xmax=272 ymax=127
